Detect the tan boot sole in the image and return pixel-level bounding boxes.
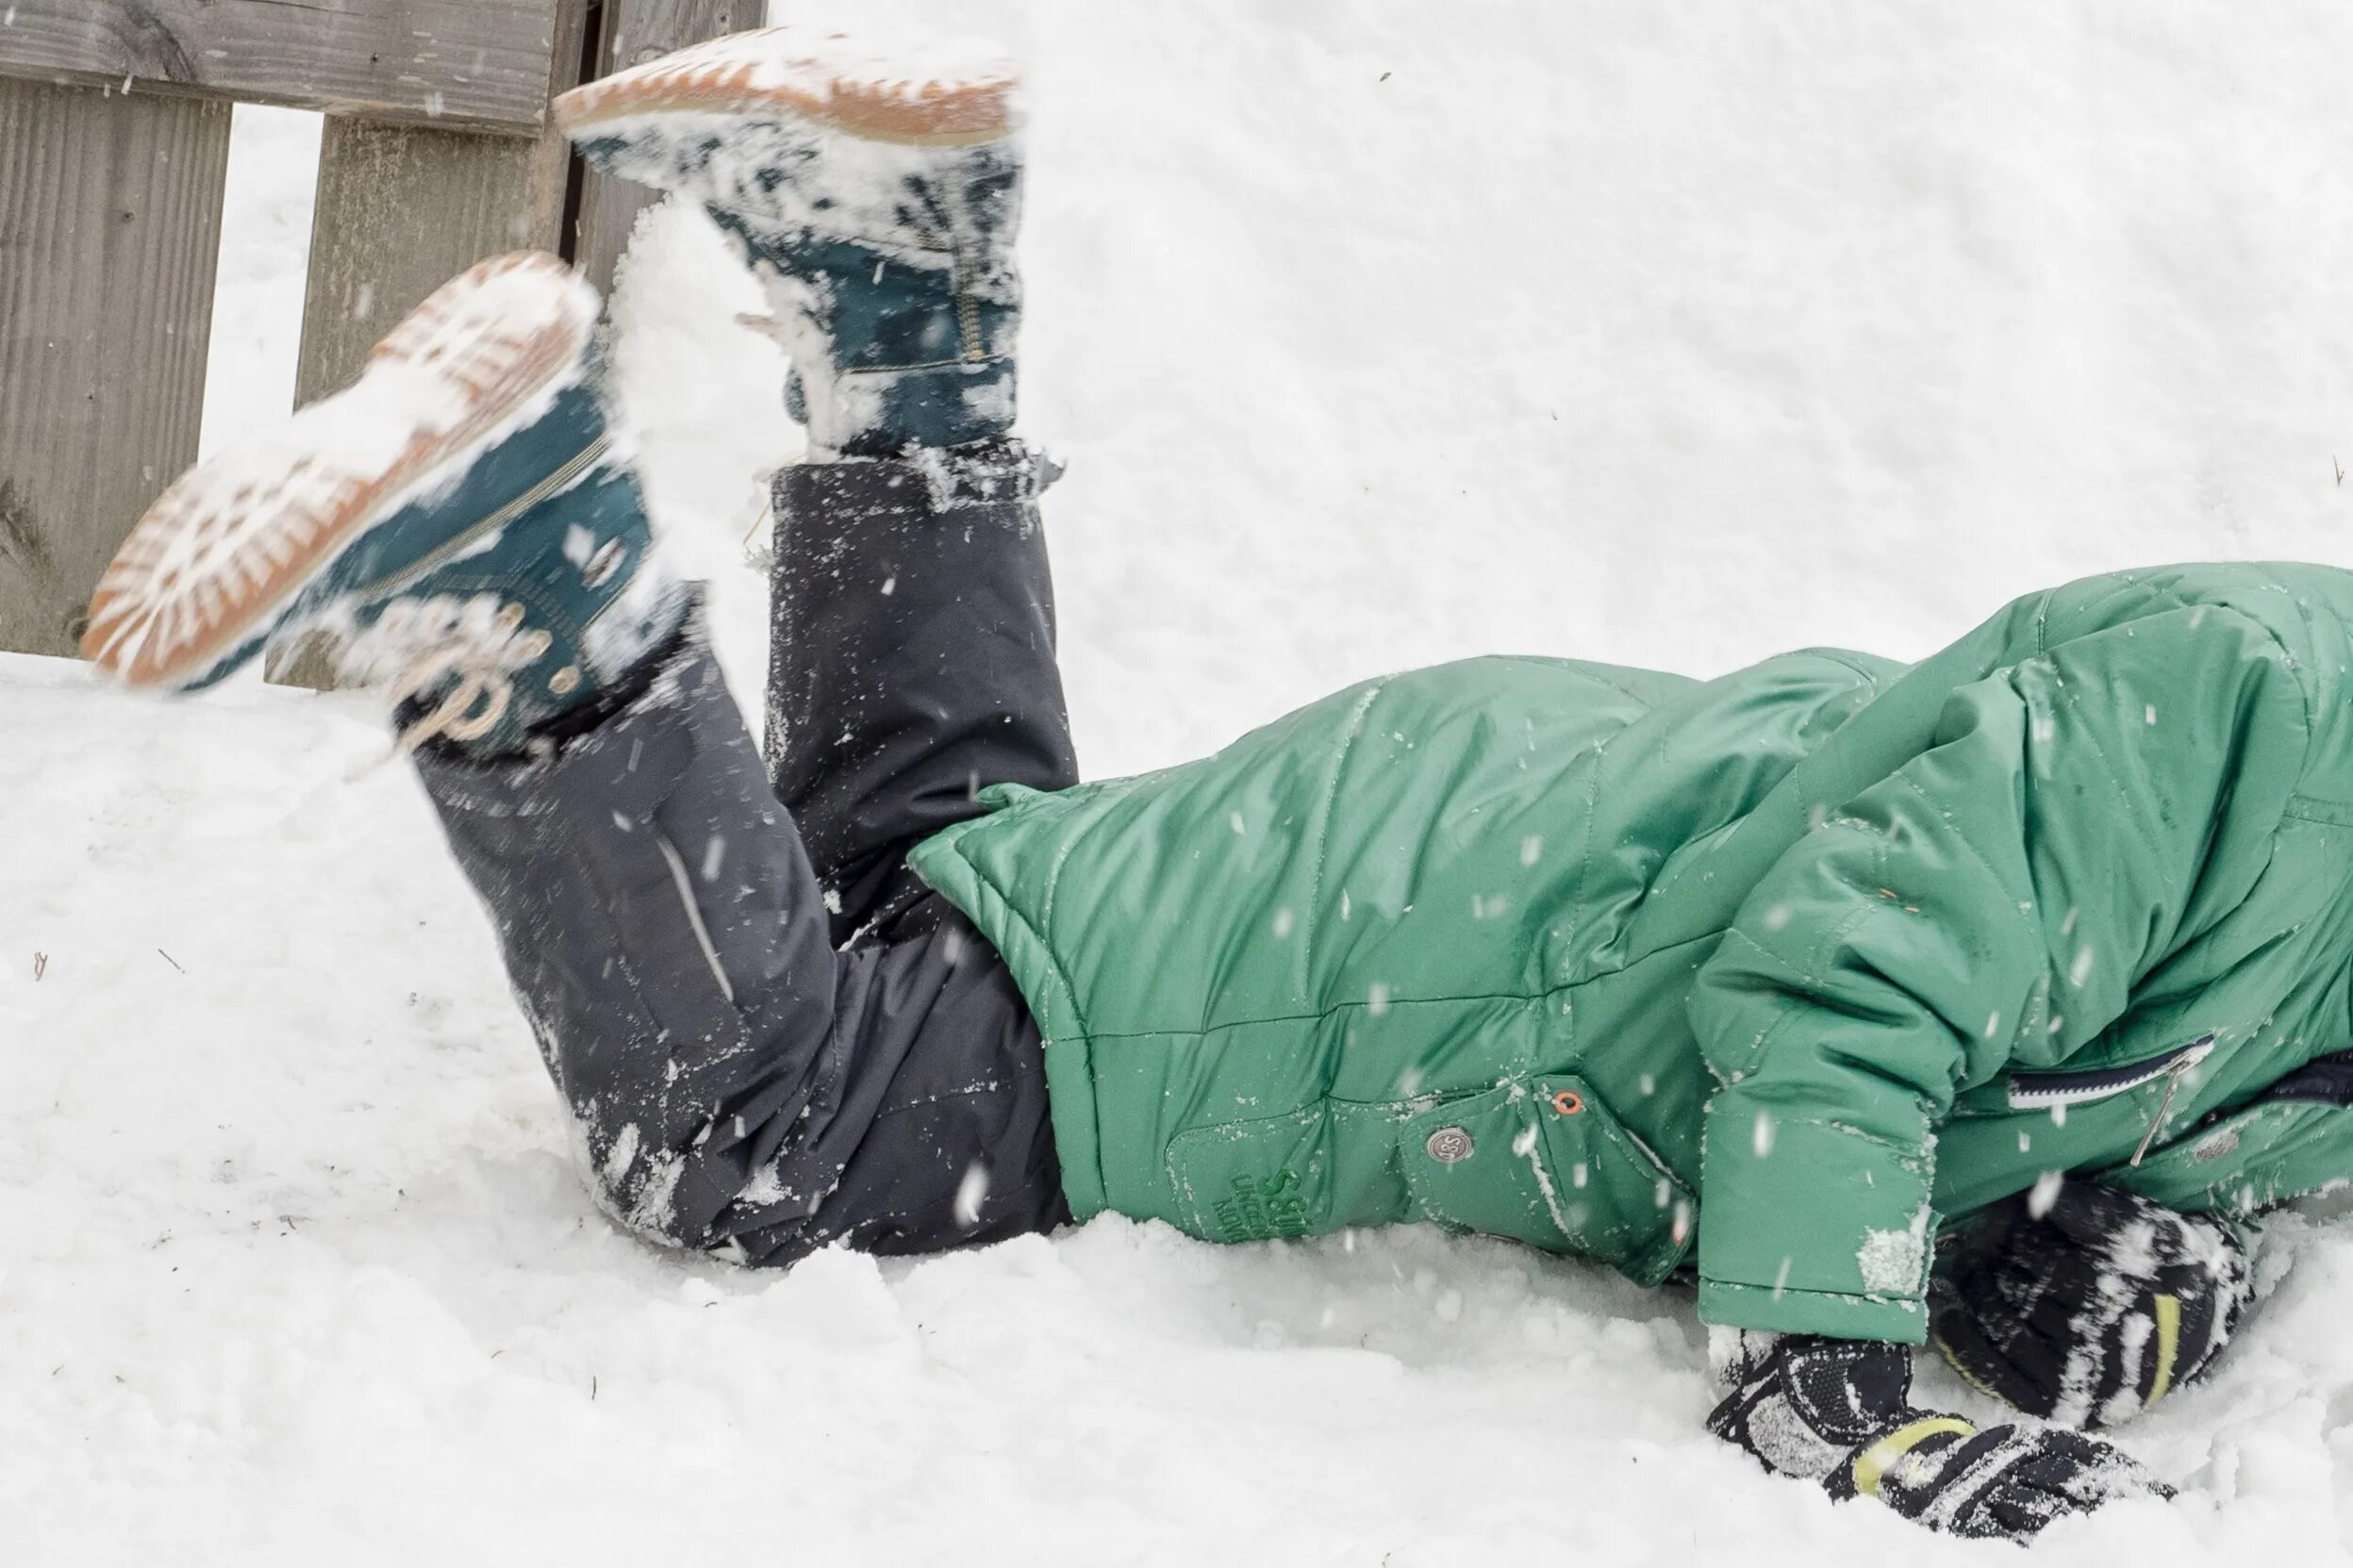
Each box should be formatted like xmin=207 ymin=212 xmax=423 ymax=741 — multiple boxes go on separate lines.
xmin=84 ymin=253 xmax=598 ymax=689
xmin=555 ymin=26 xmax=1019 ymax=147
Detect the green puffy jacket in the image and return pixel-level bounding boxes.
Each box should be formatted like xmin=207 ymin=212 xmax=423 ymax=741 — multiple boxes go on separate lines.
xmin=909 ymin=564 xmax=2353 ymax=1343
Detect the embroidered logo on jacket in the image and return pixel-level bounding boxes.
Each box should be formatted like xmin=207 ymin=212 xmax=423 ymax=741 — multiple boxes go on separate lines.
xmin=1215 ymin=1170 xmax=1311 ymax=1242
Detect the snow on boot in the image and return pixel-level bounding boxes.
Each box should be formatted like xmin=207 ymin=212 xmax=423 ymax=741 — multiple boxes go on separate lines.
xmin=555 ymin=26 xmax=1023 ymax=455
xmin=83 ymin=252 xmax=686 ymax=757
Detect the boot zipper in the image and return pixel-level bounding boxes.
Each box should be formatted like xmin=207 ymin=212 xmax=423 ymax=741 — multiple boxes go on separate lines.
xmin=2004 ymin=1033 xmax=2217 ymax=1160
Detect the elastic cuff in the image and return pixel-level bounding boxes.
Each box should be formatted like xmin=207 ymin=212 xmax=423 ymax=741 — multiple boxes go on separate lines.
xmin=774 ymin=436 xmax=1061 ymax=527
xmin=1698 ymin=1278 xmax=1930 ymax=1345
xmin=834 ymin=357 xmax=1019 ymax=457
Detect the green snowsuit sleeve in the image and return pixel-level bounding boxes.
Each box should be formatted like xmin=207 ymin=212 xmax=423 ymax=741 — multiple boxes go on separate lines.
xmin=1689 ymin=599 xmax=2312 ymax=1342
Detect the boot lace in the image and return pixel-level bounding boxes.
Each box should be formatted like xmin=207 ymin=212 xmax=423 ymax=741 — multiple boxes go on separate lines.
xmin=330 ymin=594 xmax=554 ymax=755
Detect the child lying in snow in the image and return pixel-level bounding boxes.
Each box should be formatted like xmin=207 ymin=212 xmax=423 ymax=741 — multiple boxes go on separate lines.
xmin=89 ymin=25 xmax=2349 ymax=1543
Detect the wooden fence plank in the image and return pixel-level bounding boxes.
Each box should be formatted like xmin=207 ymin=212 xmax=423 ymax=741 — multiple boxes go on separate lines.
xmin=0 ymin=78 xmax=229 ymax=658
xmin=266 ymin=0 xmax=593 ymax=685
xmin=569 ymin=0 xmax=746 ymax=293
xmin=265 ymin=114 xmax=572 ymax=691
xmin=291 ymin=122 xmax=577 ymax=407
xmin=0 ymin=0 xmax=562 ymax=132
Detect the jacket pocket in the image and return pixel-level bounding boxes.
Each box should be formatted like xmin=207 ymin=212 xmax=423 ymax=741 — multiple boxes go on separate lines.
xmin=2002 ymin=1034 xmax=2216 ymax=1111
xmin=2005 ymin=1033 xmax=2218 ymax=1166
xmin=1401 ymin=1076 xmax=1696 ymax=1287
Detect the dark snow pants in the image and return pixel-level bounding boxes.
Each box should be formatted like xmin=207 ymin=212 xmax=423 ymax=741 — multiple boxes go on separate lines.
xmin=411 ymin=437 xmax=1075 ymax=1267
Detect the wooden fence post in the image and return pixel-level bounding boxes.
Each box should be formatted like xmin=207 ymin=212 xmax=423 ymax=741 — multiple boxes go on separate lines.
xmin=291 ymin=121 xmax=581 ymax=407
xmin=291 ymin=1 xmax=593 ymax=407
xmin=0 ymin=80 xmax=231 ymax=658
xmin=269 ymin=0 xmax=738 ymax=687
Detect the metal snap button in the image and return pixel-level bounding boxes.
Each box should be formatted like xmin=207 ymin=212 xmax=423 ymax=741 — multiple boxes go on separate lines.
xmin=1424 ymin=1126 xmax=1475 ymax=1164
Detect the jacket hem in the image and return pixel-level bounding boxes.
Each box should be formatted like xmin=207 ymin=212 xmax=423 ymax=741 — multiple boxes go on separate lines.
xmin=1698 ymin=1279 xmax=1928 ymax=1345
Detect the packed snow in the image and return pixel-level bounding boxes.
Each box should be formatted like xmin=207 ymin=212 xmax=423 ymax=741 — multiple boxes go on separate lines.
xmin=11 ymin=1 xmax=2353 ymax=1561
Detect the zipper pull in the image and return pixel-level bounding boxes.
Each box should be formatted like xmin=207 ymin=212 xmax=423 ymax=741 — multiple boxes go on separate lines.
xmin=2130 ymin=1039 xmax=2213 ymax=1166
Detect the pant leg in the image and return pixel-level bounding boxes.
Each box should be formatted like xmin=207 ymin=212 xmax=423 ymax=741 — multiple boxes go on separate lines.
xmin=765 ymin=437 xmax=1078 ymax=945
xmin=411 ymin=603 xmax=1066 ymax=1266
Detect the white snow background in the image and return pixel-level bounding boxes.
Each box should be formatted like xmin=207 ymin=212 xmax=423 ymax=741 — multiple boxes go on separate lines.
xmin=8 ymin=1 xmax=2353 ymax=1561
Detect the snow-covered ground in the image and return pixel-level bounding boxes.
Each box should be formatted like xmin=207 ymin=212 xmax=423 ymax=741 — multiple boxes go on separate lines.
xmin=10 ymin=2 xmax=2353 ymax=1560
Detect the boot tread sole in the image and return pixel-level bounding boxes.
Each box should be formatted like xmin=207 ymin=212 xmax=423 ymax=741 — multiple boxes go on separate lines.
xmin=555 ymin=26 xmax=1018 ymax=146
xmin=82 ymin=252 xmax=597 ymax=687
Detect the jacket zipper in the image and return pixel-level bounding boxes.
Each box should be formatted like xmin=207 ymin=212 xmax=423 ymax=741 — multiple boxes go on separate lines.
xmin=2004 ymin=1035 xmax=2216 ymax=1164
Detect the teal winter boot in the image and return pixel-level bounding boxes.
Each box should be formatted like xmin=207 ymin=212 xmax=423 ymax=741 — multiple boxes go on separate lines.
xmin=84 ymin=253 xmax=687 ymax=756
xmin=555 ymin=26 xmax=1024 ymax=456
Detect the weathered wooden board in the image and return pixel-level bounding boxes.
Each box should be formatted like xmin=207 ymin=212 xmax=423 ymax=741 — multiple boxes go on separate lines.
xmin=269 ymin=0 xmax=740 ymax=687
xmin=569 ymin=0 xmax=747 ymax=292
xmin=266 ymin=0 xmax=596 ymax=686
xmin=0 ymin=77 xmax=229 ymax=658
xmin=263 ymin=107 xmax=581 ymax=688
xmin=0 ymin=0 xmax=563 ymax=132
xmin=292 ymin=121 xmax=577 ymax=405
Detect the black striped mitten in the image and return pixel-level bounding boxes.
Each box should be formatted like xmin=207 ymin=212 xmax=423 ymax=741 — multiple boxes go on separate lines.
xmin=1710 ymin=1329 xmax=2168 ymax=1542
xmin=1930 ymin=1181 xmax=2252 ymax=1428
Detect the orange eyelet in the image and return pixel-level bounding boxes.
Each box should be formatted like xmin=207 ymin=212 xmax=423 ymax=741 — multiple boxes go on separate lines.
xmin=1551 ymin=1089 xmax=1584 ymax=1117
